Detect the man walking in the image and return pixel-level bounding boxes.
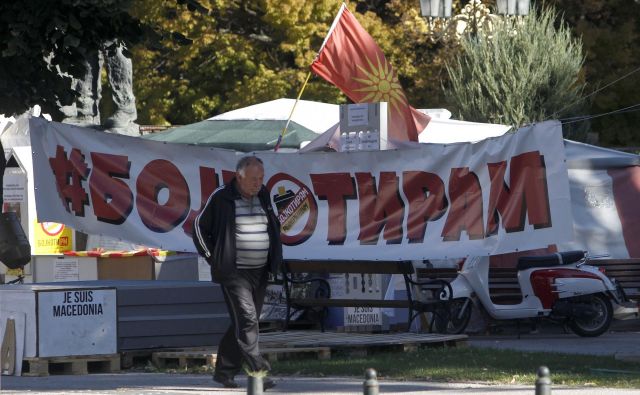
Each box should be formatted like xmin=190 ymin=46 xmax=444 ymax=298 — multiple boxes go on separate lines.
xmin=193 ymin=156 xmax=282 ymax=390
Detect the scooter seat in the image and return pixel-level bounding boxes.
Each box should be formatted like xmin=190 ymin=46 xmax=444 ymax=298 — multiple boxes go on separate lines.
xmin=516 ymin=250 xmax=585 ymax=271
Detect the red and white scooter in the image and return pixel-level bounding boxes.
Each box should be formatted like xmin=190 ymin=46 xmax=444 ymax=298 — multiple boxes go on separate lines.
xmin=435 ymin=251 xmax=639 ymax=337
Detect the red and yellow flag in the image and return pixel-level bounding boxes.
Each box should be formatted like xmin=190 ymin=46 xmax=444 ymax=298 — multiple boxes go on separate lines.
xmin=311 ymin=3 xmax=430 ymax=142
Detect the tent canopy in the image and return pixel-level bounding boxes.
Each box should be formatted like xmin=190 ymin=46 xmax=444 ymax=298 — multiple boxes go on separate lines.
xmin=144 ymin=98 xmax=340 ymax=152
xmin=144 ymin=119 xmax=319 ymax=152
xmin=208 ymin=98 xmax=338 ymax=133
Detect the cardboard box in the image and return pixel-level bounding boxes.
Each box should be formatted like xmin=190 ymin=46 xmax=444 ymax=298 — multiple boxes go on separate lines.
xmin=32 ymin=255 xmax=98 ymax=282
xmin=97 ymin=256 xmax=154 ymax=280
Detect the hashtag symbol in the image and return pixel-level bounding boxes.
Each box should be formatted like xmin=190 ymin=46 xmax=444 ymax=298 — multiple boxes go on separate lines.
xmin=49 ymin=145 xmax=91 ymax=216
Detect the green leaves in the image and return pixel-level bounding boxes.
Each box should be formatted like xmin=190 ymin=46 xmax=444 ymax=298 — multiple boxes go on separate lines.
xmin=444 ymin=6 xmax=587 ymax=138
xmin=64 ymin=35 xmax=81 ymax=48
xmin=0 ymin=0 xmax=143 ymax=118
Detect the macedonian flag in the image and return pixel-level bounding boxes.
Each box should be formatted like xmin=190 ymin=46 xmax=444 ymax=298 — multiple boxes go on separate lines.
xmin=310 ymin=3 xmax=430 ymax=142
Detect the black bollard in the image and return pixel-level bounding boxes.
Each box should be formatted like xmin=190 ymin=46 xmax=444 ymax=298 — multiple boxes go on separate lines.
xmin=363 ymin=368 xmax=379 ymax=395
xmin=247 ymin=375 xmax=263 ymax=395
xmin=535 ymin=366 xmax=551 ymax=395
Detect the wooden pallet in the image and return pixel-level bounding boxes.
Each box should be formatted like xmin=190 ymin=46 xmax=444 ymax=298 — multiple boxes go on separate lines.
xmin=22 ymin=354 xmax=120 ymax=377
xmin=132 ymin=332 xmax=466 ymax=369
xmin=260 ymin=330 xmax=467 ymax=356
xmin=152 ymin=349 xmax=217 ymax=369
xmin=151 ymin=345 xmax=331 ymax=368
xmin=120 ymin=349 xmax=154 ymax=369
xmin=262 ymin=346 xmax=331 ymax=362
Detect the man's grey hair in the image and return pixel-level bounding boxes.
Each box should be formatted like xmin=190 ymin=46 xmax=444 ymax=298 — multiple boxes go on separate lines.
xmin=236 ymin=156 xmax=264 ymax=177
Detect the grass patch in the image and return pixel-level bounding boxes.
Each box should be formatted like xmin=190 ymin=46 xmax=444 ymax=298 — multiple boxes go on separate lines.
xmin=271 ymin=346 xmax=640 ymax=388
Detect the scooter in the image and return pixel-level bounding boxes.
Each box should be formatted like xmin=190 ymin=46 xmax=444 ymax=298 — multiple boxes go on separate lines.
xmin=434 ymin=250 xmax=639 ymax=337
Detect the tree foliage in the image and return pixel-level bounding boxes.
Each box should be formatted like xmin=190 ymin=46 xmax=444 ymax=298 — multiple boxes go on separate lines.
xmin=5 ymin=0 xmax=635 ymax=148
xmin=444 ymin=6 xmax=587 ymax=137
xmin=543 ymin=0 xmax=640 ymax=146
xmin=0 ymin=0 xmax=142 ymax=119
xmin=131 ymin=0 xmax=457 ymax=125
xmin=131 ymin=0 xmax=338 ymax=125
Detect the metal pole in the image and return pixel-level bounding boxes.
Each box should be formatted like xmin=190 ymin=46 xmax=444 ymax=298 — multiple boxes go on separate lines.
xmin=247 ymin=375 xmax=263 ymax=395
xmin=535 ymin=366 xmax=551 ymax=395
xmin=363 ymin=368 xmax=379 ymax=395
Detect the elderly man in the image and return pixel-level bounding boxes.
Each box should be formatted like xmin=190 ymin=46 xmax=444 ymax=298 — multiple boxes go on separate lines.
xmin=193 ymin=156 xmax=281 ymax=390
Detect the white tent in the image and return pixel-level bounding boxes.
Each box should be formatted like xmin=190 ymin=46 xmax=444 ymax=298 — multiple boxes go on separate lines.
xmin=209 ymin=98 xmax=339 ymax=134
xmin=419 ymin=117 xmax=511 ymax=144
xmin=147 ymin=98 xmax=340 ymax=151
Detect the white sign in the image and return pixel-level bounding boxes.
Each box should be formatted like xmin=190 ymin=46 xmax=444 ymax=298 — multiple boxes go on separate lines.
xmin=344 ymin=307 xmax=383 ymax=326
xmin=347 ymin=104 xmax=369 ymax=126
xmin=29 ymin=118 xmax=573 ymax=260
xmin=36 ymin=288 xmax=117 ymax=357
xmin=340 ymin=103 xmax=384 ymax=151
xmin=2 ymin=168 xmax=26 ymax=203
xmin=53 ymin=258 xmax=79 ymax=282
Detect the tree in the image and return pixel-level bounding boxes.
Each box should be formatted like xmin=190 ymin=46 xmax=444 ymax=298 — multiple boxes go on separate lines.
xmin=543 ymin=0 xmax=640 ymax=147
xmin=131 ymin=0 xmax=340 ymax=125
xmin=131 ymin=0 xmax=458 ymax=125
xmin=0 ymin=0 xmax=142 ymax=119
xmin=443 ymin=6 xmax=587 ymax=138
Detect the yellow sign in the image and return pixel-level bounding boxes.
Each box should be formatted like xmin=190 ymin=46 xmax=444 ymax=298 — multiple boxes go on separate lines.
xmin=34 ymin=221 xmax=73 ymax=254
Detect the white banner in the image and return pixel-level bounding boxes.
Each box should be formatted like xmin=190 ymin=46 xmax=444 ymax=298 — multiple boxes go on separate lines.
xmin=29 ymin=118 xmax=573 ymax=260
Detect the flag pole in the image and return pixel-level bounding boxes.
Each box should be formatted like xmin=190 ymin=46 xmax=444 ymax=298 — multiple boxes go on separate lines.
xmin=273 ymin=71 xmax=312 ymax=152
xmin=274 ymin=2 xmax=348 ymax=152
xmin=315 ymin=2 xmax=347 ymax=59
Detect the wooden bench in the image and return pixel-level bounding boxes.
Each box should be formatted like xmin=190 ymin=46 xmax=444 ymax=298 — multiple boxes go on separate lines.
xmin=416 ymin=266 xmax=522 ymax=305
xmin=588 ymin=259 xmax=640 ymax=300
xmin=417 ymin=259 xmax=640 ymax=304
xmin=281 ymin=260 xmax=452 ymax=332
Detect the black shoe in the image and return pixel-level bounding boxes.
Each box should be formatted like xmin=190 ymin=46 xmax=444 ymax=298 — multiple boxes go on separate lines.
xmin=213 ymin=375 xmax=239 ymax=388
xmin=263 ymin=378 xmax=276 ymax=391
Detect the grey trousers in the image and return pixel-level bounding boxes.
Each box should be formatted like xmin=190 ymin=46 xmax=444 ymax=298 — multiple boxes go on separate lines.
xmin=215 ymin=267 xmax=270 ymax=379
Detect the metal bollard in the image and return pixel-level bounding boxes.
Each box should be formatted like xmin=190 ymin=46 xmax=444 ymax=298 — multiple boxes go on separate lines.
xmin=247 ymin=375 xmax=263 ymax=395
xmin=535 ymin=366 xmax=551 ymax=395
xmin=363 ymin=368 xmax=379 ymax=395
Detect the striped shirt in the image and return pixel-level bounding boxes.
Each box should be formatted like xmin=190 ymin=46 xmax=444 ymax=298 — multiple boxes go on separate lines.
xmin=235 ymin=196 xmax=270 ymax=269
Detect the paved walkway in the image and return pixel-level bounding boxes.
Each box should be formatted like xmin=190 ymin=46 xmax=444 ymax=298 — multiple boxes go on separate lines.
xmin=2 ymin=330 xmax=640 ymax=394
xmin=2 ymin=372 xmax=639 ymax=394
xmin=469 ymin=330 xmax=640 ymax=361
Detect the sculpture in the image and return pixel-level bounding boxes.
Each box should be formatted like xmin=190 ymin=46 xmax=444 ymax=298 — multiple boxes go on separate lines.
xmin=61 ymin=41 xmax=139 ymax=136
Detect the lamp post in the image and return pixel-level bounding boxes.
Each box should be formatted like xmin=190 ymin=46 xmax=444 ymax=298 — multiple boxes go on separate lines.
xmin=419 ymin=0 xmax=453 ymax=18
xmin=496 ymin=0 xmax=530 ymax=16
xmin=419 ymin=0 xmax=530 ymax=41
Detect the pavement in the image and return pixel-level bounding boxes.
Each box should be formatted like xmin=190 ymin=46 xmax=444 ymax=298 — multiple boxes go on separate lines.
xmin=1 ymin=328 xmax=640 ymax=394
xmin=2 ymin=372 xmax=640 ymax=395
xmin=469 ymin=329 xmax=640 ymax=361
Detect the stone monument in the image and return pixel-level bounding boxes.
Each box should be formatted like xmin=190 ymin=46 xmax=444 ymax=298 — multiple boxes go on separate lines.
xmin=61 ymin=41 xmax=139 ymax=136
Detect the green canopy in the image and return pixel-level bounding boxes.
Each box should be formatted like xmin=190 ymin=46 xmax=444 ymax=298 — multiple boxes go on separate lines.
xmin=143 ymin=119 xmax=319 ymax=152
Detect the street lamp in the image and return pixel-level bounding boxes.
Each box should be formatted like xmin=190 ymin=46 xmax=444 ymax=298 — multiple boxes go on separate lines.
xmin=419 ymin=0 xmax=530 ymax=41
xmin=420 ymin=0 xmax=530 ymax=18
xmin=496 ymin=0 xmax=530 ymax=16
xmin=419 ymin=0 xmax=453 ymax=18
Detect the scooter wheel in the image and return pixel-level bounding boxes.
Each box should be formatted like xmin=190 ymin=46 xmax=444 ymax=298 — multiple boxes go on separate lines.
xmin=433 ymin=297 xmax=472 ymax=334
xmin=568 ymin=293 xmax=613 ymax=337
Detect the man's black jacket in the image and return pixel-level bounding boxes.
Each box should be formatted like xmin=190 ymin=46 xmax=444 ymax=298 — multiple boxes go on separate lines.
xmin=192 ymin=179 xmax=282 ymax=283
